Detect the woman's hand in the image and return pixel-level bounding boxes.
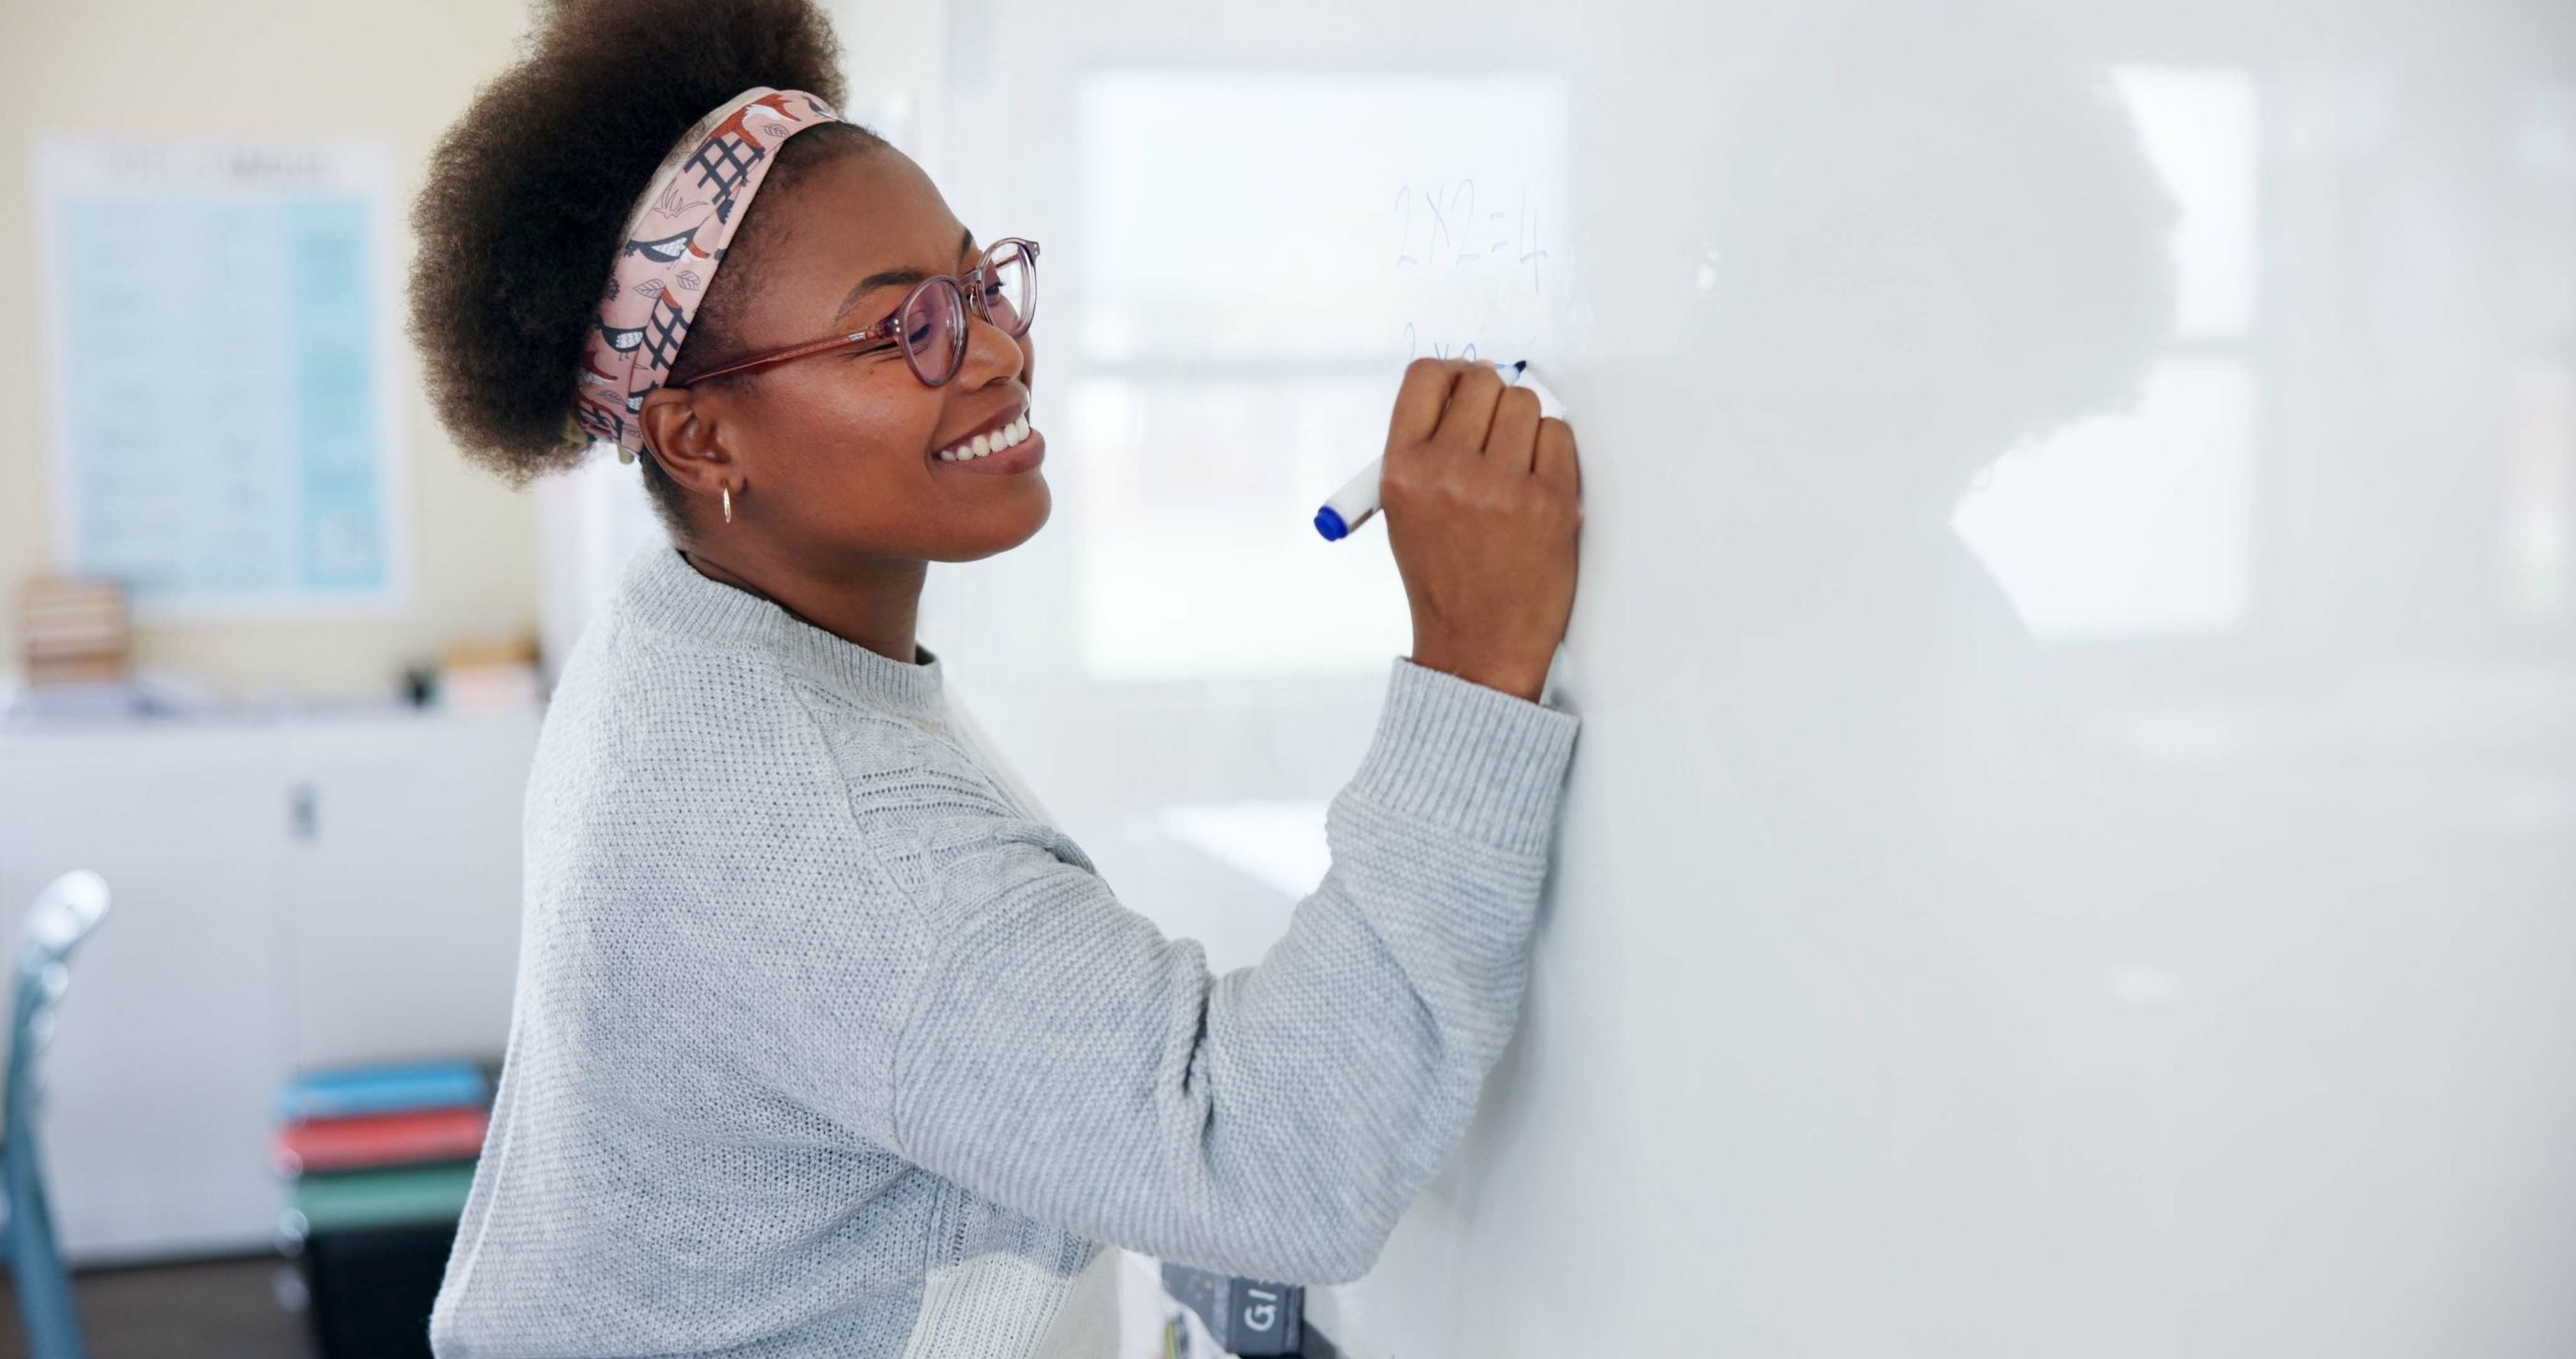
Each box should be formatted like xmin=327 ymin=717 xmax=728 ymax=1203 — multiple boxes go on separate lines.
xmin=1380 ymin=358 xmax=1582 ymax=703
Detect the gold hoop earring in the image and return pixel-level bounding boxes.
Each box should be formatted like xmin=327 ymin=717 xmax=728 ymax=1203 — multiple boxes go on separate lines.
xmin=722 ymin=484 xmax=734 ymax=525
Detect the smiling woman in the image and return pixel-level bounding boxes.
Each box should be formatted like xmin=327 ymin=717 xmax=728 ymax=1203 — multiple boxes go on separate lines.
xmin=404 ymin=3 xmax=1583 ymax=1357
xmin=410 ymin=0 xmax=1057 ymax=652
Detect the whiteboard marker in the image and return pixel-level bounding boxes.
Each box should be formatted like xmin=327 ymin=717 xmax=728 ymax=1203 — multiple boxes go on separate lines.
xmin=1314 ymin=359 xmax=1566 ymax=542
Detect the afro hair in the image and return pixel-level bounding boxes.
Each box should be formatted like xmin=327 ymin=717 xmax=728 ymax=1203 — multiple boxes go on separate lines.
xmin=408 ymin=0 xmax=884 ymax=527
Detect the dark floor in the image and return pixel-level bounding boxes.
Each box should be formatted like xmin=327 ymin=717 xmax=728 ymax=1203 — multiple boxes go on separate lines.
xmin=0 ymin=1254 xmax=311 ymax=1358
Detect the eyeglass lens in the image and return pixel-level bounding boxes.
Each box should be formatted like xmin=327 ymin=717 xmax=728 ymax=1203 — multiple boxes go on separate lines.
xmin=976 ymin=242 xmax=1035 ymax=336
xmin=901 ymin=280 xmax=968 ymax=385
xmin=899 ymin=241 xmax=1037 ymax=386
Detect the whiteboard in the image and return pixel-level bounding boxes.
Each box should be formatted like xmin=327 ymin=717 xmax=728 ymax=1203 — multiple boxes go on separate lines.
xmin=919 ymin=0 xmax=2576 ymax=1353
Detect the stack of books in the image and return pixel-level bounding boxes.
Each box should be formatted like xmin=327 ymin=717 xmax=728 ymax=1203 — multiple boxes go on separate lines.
xmin=275 ymin=1059 xmax=498 ymax=1358
xmin=15 ymin=575 xmax=129 ymax=685
xmin=427 ymin=630 xmax=544 ymax=711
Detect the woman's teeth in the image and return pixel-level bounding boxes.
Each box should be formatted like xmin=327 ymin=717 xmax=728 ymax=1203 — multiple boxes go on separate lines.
xmin=938 ymin=416 xmax=1032 ymax=462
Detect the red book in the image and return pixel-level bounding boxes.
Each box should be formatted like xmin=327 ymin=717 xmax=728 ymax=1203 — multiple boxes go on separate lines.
xmin=273 ymin=1107 xmax=491 ymax=1176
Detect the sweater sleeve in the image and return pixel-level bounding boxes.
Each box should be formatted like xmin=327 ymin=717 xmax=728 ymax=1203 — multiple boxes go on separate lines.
xmin=882 ymin=656 xmax=1579 ymax=1284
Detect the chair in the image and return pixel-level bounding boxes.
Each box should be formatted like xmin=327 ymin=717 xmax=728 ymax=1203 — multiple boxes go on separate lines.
xmin=2 ymin=870 xmax=111 ymax=1359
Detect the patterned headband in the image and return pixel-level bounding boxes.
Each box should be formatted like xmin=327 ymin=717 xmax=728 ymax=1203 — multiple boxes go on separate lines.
xmin=567 ymin=86 xmax=842 ymax=462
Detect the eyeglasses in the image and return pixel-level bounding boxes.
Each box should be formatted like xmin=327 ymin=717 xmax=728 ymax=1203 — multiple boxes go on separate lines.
xmin=677 ymin=237 xmax=1040 ymax=388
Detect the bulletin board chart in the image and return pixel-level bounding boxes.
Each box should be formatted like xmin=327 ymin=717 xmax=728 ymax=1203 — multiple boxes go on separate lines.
xmin=35 ymin=136 xmax=410 ymax=617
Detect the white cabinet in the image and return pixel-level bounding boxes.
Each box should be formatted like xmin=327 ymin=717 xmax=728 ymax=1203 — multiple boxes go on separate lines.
xmin=277 ymin=718 xmax=531 ymax=1071
xmin=0 ymin=706 xmax=538 ymax=1263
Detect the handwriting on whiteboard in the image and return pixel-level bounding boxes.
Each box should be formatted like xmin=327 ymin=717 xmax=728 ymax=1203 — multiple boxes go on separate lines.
xmin=1400 ymin=322 xmax=1480 ymax=362
xmin=1394 ymin=179 xmax=1549 ymax=362
xmin=1393 ymin=180 xmax=1548 ymax=291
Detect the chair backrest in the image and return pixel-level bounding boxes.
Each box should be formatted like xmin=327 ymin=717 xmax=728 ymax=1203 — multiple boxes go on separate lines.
xmin=8 ymin=871 xmax=110 ymax=1112
xmin=6 ymin=869 xmax=111 ymax=1359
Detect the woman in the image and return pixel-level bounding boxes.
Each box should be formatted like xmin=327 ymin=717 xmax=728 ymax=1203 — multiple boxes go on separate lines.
xmin=410 ymin=2 xmax=1582 ymax=1354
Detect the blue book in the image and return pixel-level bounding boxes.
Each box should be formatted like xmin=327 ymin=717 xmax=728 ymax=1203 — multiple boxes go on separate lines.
xmin=278 ymin=1059 xmax=491 ymax=1122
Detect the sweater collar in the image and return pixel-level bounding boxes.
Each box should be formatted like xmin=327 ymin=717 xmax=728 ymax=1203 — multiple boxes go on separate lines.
xmin=619 ymin=544 xmax=946 ymax=715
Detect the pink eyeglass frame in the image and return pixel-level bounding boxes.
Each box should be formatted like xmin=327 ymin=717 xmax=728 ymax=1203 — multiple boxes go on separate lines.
xmin=674 ymin=236 xmax=1041 ymax=388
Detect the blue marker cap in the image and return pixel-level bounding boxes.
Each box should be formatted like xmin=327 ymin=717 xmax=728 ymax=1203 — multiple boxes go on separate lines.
xmin=1314 ymin=506 xmax=1349 ymax=541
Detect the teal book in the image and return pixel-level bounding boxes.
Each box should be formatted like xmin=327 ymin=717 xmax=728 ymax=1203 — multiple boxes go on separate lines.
xmin=287 ymin=1162 xmax=478 ymax=1234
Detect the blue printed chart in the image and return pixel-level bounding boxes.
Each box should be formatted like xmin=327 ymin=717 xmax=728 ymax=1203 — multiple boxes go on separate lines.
xmin=36 ymin=137 xmax=408 ymax=616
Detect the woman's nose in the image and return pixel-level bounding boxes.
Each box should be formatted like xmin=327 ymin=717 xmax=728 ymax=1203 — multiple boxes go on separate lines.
xmin=955 ymin=310 xmax=1026 ymax=388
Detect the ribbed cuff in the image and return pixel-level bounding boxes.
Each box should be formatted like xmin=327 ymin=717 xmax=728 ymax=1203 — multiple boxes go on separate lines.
xmin=1346 ymin=656 xmax=1581 ymax=857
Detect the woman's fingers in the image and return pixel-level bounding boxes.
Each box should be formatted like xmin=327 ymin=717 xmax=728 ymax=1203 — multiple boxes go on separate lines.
xmin=1436 ymin=359 xmax=1507 ymax=455
xmin=1534 ymin=416 xmax=1579 ymax=500
xmin=1486 ymin=385 xmax=1543 ymax=474
xmin=1386 ymin=357 xmax=1467 ymax=450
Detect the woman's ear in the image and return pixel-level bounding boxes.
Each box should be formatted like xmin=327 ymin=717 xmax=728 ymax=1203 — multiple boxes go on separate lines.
xmin=637 ymin=386 xmax=731 ymax=494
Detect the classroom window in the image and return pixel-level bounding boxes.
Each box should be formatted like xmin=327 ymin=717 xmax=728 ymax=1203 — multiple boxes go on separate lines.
xmin=1069 ymin=71 xmax=1569 ymax=681
xmin=2505 ymin=82 xmax=2576 ymax=622
xmin=1954 ymin=66 xmax=2261 ymax=640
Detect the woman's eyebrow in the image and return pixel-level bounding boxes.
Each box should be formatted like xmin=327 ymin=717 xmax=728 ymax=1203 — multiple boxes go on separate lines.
xmin=830 ymin=227 xmax=980 ymax=325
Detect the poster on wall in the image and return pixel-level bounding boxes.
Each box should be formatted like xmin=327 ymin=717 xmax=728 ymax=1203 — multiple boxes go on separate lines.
xmin=34 ymin=135 xmax=410 ymax=617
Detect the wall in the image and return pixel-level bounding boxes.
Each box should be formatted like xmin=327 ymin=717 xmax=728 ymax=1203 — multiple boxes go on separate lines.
xmin=0 ymin=0 xmax=539 ymax=701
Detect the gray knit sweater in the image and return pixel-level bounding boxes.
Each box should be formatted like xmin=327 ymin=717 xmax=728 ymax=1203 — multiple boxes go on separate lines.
xmin=429 ymin=543 xmax=1580 ymax=1357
